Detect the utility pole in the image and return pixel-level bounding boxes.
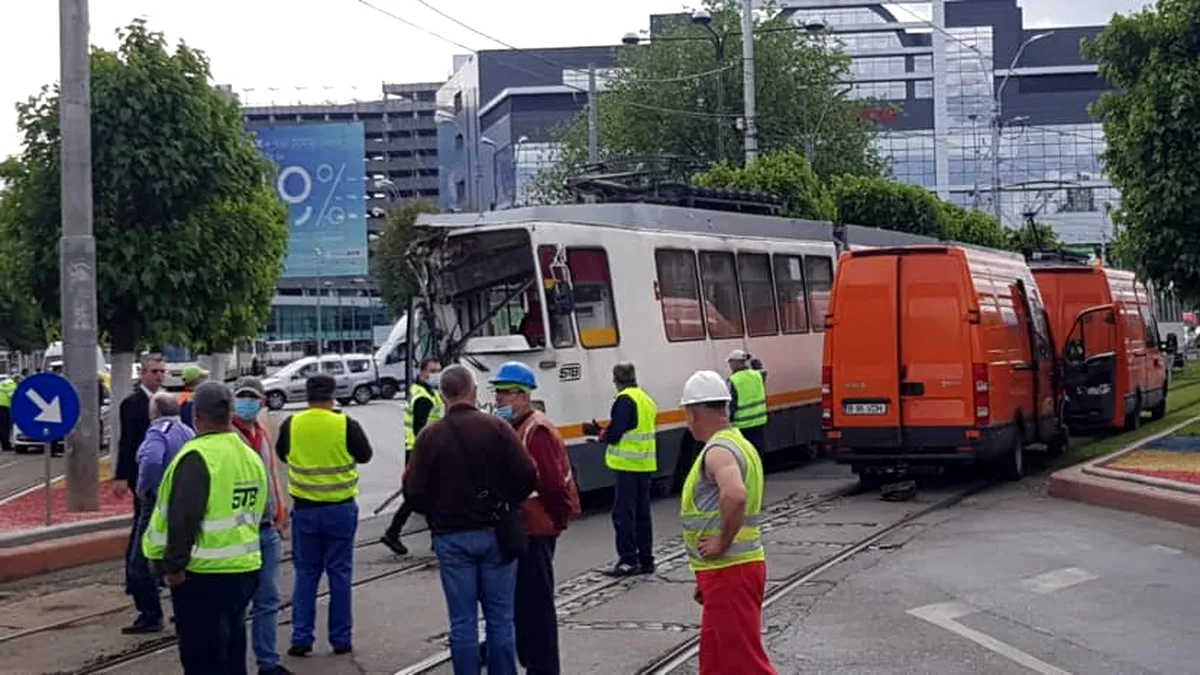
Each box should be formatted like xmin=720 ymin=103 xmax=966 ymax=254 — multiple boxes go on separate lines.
xmin=315 ymin=247 xmax=324 ymax=358
xmin=740 ymin=0 xmax=759 ymax=165
xmin=59 ymin=0 xmax=100 ymax=511
xmin=587 ymin=63 xmax=599 ymax=163
xmin=991 ymin=114 xmax=1003 ymax=227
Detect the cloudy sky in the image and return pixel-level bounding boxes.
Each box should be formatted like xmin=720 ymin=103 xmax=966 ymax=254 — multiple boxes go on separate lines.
xmin=0 ymin=0 xmax=1149 ymax=161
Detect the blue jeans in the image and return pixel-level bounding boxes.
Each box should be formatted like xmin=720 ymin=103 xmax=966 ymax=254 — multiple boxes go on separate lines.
xmin=251 ymin=525 xmax=283 ymax=669
xmin=290 ymin=501 xmax=358 ymax=650
xmin=434 ymin=529 xmax=518 ymax=675
xmin=126 ymin=494 xmax=163 ymax=623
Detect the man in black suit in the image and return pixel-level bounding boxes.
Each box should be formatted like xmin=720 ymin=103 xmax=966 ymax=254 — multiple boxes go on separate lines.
xmin=114 ymin=354 xmax=167 ymax=634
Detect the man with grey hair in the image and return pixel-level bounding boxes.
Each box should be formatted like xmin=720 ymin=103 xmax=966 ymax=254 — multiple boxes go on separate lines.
xmin=586 ymin=361 xmax=660 ymax=577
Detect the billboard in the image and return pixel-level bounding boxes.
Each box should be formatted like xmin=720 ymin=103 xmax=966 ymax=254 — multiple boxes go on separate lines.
xmin=255 ymin=123 xmax=368 ymax=278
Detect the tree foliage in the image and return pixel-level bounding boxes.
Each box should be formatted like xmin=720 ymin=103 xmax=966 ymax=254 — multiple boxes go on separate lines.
xmin=694 ymin=149 xmax=835 ymax=220
xmin=829 ymin=175 xmax=945 ymax=238
xmin=1 ymin=20 xmax=287 ymax=354
xmin=526 ymin=0 xmax=884 ymax=204
xmin=373 ymin=200 xmax=440 ymax=317
xmin=0 ymin=164 xmax=44 ymax=353
xmin=1084 ymin=0 xmax=1200 ymax=296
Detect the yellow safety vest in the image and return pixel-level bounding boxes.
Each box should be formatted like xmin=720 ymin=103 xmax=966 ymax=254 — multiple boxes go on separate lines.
xmin=287 ymin=408 xmax=359 ymax=502
xmin=680 ymin=427 xmax=765 ymax=572
xmin=405 ymin=382 xmax=444 ymax=450
xmin=142 ymin=431 xmax=267 ymax=573
xmin=729 ymin=369 xmax=768 ymax=429
xmin=606 ymin=386 xmax=658 ymax=473
xmin=0 ymin=378 xmax=15 ymax=407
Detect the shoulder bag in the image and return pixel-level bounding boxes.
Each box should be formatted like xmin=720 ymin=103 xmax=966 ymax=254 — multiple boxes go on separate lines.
xmin=444 ymin=414 xmax=527 ymax=561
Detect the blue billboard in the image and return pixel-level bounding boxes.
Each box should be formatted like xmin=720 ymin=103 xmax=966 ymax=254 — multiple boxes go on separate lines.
xmin=255 ymin=123 xmax=368 ymax=278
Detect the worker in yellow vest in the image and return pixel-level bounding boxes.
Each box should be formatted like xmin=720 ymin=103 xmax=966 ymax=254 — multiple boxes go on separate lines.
xmin=275 ymin=374 xmax=374 ymax=658
xmin=141 ymin=382 xmax=268 ymax=674
xmin=589 ymin=362 xmax=658 ymax=577
xmin=0 ymin=374 xmax=18 ymax=452
xmin=726 ymin=349 xmax=768 ymax=454
xmin=678 ymin=370 xmax=774 ymax=675
xmin=380 ymin=357 xmax=444 ymax=556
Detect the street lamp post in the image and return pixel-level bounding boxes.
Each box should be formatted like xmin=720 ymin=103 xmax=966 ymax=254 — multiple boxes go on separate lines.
xmin=480 ymin=136 xmax=497 ymax=210
xmin=989 ymin=32 xmax=1054 ymax=227
xmin=621 ymin=13 xmax=824 ymax=163
xmin=314 ymin=247 xmax=325 ymax=358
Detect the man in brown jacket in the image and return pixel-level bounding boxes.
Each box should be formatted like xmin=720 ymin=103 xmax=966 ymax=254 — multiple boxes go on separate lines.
xmin=490 ymin=361 xmax=578 ymax=675
xmin=404 ymin=365 xmax=536 ymax=675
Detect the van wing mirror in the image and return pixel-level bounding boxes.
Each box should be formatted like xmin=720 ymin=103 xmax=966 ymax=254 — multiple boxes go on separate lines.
xmin=1165 ymin=333 xmax=1180 ymax=353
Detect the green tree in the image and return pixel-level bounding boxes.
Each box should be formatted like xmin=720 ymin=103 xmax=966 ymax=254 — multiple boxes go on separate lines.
xmin=829 ymin=175 xmax=945 ymax=238
xmin=373 ymin=200 xmax=440 ymax=317
xmin=528 ymin=0 xmax=883 ymax=203
xmin=1084 ymin=1 xmax=1200 ymax=296
xmin=940 ymin=202 xmax=1010 ymax=249
xmin=693 ymin=149 xmax=836 ymax=220
xmin=0 ymin=166 xmax=44 ymax=354
xmin=3 ymin=20 xmax=287 ymax=393
xmin=1006 ymin=219 xmax=1063 ymax=253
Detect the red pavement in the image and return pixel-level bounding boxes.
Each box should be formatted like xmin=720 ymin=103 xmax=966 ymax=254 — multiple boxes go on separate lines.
xmin=0 ymin=478 xmax=132 ymax=535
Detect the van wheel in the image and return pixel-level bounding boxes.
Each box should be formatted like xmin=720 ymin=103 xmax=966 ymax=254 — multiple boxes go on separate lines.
xmin=999 ymin=434 xmax=1025 ymax=482
xmin=1046 ymin=425 xmax=1069 ymax=458
xmin=1125 ymin=393 xmax=1142 ymax=431
xmin=266 ymin=391 xmax=286 ymax=411
xmin=380 ymin=381 xmax=398 ymax=400
xmin=1150 ymin=392 xmax=1167 ymax=421
xmin=353 ymin=386 xmax=372 ymax=405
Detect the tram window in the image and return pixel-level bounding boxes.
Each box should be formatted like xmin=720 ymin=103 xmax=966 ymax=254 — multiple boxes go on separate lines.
xmin=655 ymin=249 xmax=706 ymax=342
xmin=805 ymin=256 xmax=834 ymax=333
xmin=773 ymin=255 xmax=810 ymax=334
xmin=537 ymin=246 xmax=575 ymax=349
xmin=566 ymin=248 xmax=620 ymax=348
xmin=737 ymin=252 xmax=778 ymax=336
xmin=699 ymin=251 xmax=745 ymax=339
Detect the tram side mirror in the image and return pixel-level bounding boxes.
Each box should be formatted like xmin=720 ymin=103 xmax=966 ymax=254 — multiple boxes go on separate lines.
xmin=549 ymin=284 xmax=575 ymax=316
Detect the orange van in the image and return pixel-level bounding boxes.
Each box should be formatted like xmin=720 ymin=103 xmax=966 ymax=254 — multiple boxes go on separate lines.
xmin=1030 ymin=255 xmax=1168 ymax=430
xmin=821 ymin=245 xmax=1066 ymax=483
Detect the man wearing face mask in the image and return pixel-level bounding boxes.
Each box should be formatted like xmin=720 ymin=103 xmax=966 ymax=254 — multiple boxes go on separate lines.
xmin=381 ymin=358 xmax=444 ymax=556
xmin=232 ymin=377 xmax=291 ymax=675
xmin=491 ymin=362 xmax=579 ymax=675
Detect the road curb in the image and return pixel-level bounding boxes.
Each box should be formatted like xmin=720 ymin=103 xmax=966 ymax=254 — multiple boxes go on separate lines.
xmin=1049 ymin=412 xmax=1200 ymax=528
xmin=0 ymin=513 xmax=132 ymax=549
xmin=0 ymin=528 xmax=127 ymax=582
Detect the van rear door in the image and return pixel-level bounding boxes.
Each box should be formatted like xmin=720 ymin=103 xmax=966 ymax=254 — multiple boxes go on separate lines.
xmin=830 ymin=254 xmax=902 ymax=436
xmin=898 ymin=252 xmax=975 ymax=431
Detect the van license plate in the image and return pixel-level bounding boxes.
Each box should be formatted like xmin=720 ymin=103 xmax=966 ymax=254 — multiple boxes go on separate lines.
xmin=843 ymin=403 xmax=888 ymax=415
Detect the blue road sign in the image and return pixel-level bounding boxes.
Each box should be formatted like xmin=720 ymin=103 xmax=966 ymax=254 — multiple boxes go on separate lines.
xmin=12 ymin=373 xmax=82 ymax=443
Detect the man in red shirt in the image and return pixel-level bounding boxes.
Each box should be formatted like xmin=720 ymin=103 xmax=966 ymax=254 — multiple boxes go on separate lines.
xmin=490 ymin=362 xmax=578 ymax=675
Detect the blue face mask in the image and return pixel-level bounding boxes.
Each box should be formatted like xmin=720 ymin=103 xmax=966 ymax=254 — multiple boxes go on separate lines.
xmin=494 ymin=405 xmax=515 ymax=422
xmin=234 ymin=397 xmax=261 ymax=421
xmin=427 ymin=373 xmax=442 ymax=389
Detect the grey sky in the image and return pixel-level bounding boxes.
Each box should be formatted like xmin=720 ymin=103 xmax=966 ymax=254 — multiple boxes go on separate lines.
xmin=0 ymin=0 xmax=1148 ymax=162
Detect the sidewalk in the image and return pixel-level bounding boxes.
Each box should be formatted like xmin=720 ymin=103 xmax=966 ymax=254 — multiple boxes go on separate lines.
xmin=1050 ymin=413 xmax=1200 ymax=528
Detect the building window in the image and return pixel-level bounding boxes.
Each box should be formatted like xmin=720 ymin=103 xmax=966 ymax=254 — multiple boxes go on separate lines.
xmin=567 ymin=248 xmax=620 ymax=348
xmin=537 ymin=246 xmax=575 ymax=349
xmin=772 ymin=255 xmax=809 ymax=334
xmin=805 ymin=256 xmax=834 ymax=332
xmin=737 ymin=253 xmax=778 ymax=336
xmin=453 ymin=91 xmax=463 ymax=113
xmin=655 ymin=249 xmax=706 ymax=342
xmin=699 ymin=251 xmax=744 ymax=339
xmin=455 ymin=133 xmax=464 ymax=150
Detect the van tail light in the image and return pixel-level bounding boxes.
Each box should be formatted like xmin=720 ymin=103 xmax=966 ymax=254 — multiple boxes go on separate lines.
xmin=972 ymin=362 xmax=990 ymax=426
xmin=821 ymin=366 xmax=833 ymax=428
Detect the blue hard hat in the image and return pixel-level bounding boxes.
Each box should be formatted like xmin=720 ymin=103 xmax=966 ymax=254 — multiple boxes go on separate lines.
xmin=491 ymin=361 xmax=537 ymax=390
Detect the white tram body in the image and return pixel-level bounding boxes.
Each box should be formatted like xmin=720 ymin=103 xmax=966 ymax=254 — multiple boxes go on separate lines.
xmin=410 ymin=203 xmax=938 ymax=492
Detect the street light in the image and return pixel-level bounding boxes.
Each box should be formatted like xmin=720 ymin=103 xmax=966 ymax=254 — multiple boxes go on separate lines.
xmin=990 ymin=31 xmax=1054 ymax=227
xmin=621 ymin=13 xmax=825 ymax=161
xmin=480 ymin=136 xmax=497 ymax=210
xmin=314 ymin=246 xmax=325 ymax=358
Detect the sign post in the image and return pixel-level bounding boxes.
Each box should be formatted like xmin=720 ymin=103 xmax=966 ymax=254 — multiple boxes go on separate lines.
xmin=12 ymin=373 xmax=83 ymax=526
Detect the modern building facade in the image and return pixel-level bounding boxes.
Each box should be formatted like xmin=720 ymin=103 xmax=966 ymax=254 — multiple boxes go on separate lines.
xmin=438 ymin=0 xmax=1115 ymax=247
xmin=238 ymin=82 xmax=443 ymax=351
xmin=780 ymin=0 xmax=1114 ymax=246
xmin=437 ymin=47 xmax=617 ymax=211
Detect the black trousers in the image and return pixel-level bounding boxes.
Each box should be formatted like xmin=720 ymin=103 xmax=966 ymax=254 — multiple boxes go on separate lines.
xmin=740 ymin=425 xmax=767 ymax=455
xmin=613 ymin=471 xmax=654 ymax=568
xmin=0 ymin=406 xmax=11 ymax=451
xmin=515 ymin=535 xmax=560 ymax=675
xmin=170 ymin=570 xmax=259 ymax=675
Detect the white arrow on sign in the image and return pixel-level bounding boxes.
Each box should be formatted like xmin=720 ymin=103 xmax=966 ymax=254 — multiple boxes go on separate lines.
xmin=26 ymin=389 xmax=63 ymax=424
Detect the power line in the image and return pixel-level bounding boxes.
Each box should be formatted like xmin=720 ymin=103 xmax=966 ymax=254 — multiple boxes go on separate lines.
xmin=354 ymin=0 xmax=475 ymax=52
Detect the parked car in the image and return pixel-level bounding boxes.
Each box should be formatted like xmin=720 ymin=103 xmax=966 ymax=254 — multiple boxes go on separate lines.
xmin=13 ymin=402 xmax=112 ymax=454
xmin=261 ymin=354 xmax=379 ymax=411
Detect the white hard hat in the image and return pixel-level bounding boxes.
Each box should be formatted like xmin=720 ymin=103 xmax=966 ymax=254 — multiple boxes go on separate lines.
xmin=726 ymin=348 xmax=749 ymax=362
xmin=680 ymin=370 xmax=732 ymax=406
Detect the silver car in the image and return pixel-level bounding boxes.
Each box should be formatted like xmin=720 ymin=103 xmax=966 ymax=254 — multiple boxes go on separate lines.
xmin=262 ymin=354 xmax=378 ymax=411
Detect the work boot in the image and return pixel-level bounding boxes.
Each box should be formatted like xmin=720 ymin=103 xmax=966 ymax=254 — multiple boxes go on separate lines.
xmin=333 ymin=644 xmax=353 ymax=655
xmin=602 ymin=562 xmax=638 ymax=578
xmin=636 ymin=561 xmax=656 ymax=575
xmin=121 ymin=615 xmax=164 ymax=635
xmin=259 ymin=666 xmax=293 ymax=675
xmin=287 ymin=646 xmax=312 ymax=658
xmin=379 ymin=533 xmax=408 ymax=556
